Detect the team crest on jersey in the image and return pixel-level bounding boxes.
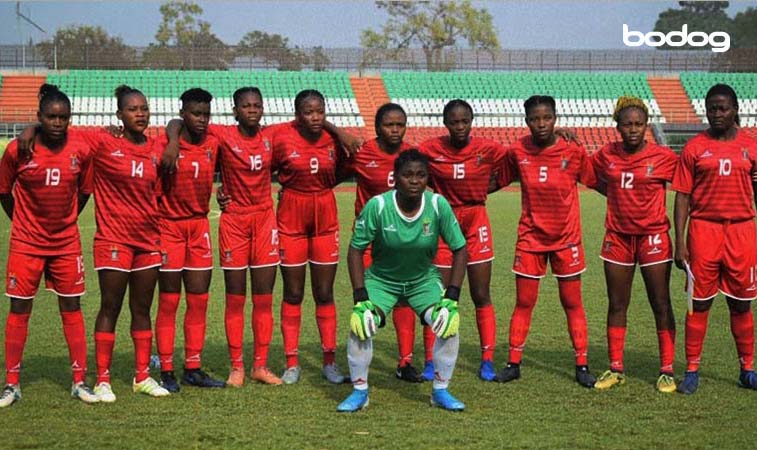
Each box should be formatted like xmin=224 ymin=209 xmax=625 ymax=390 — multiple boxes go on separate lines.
xmin=8 ymin=273 xmax=16 ymax=290
xmin=422 ymin=218 xmax=432 ymax=236
xmin=743 ymin=148 xmax=750 ymax=160
xmin=152 ymin=155 xmax=159 ymax=167
xmin=560 ymin=156 xmax=569 ymax=170
xmin=110 ymin=246 xmax=119 ymax=261
xmin=161 ymin=251 xmax=168 ymax=265
xmin=224 ymin=249 xmax=232 ymax=262
xmin=328 ymin=148 xmax=335 ymax=161
xmin=206 ymin=148 xmax=213 ymax=161
xmin=476 ymin=153 xmax=483 ymax=166
xmin=263 ymin=139 xmax=271 ymax=152
xmin=646 ymin=162 xmax=654 ymax=176
xmin=70 ymin=154 xmax=79 ymax=170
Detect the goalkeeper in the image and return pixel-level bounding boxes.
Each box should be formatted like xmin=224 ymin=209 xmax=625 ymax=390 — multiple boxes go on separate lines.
xmin=338 ymin=149 xmax=468 ymax=413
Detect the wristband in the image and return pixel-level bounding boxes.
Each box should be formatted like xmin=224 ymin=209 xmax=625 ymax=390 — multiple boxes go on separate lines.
xmin=444 ymin=285 xmax=461 ymax=301
xmin=353 ymin=287 xmax=369 ymax=303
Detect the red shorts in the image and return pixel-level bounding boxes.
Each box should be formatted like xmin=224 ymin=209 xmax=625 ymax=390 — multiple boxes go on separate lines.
xmin=5 ymin=251 xmax=85 ymax=299
xmin=688 ymin=218 xmax=757 ymax=301
xmin=159 ymin=217 xmax=213 ymax=271
xmin=277 ymin=189 xmax=339 ymax=266
xmin=433 ymin=205 xmax=494 ymax=268
xmin=600 ymin=229 xmax=673 ymax=267
xmin=94 ymin=241 xmax=162 ymax=272
xmin=512 ymin=245 xmax=586 ymax=279
xmin=219 ymin=209 xmax=280 ymax=270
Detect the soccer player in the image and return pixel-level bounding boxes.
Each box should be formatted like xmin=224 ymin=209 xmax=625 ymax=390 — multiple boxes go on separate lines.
xmin=591 ymin=96 xmax=678 ymax=393
xmin=270 ymin=89 xmax=346 ymax=384
xmin=338 ymin=103 xmax=432 ymax=383
xmin=673 ymin=83 xmax=757 ymax=394
xmin=0 ymin=84 xmax=98 ymax=407
xmin=418 ymin=99 xmax=507 ymax=381
xmin=163 ymin=87 xmax=283 ymax=387
xmin=494 ymin=95 xmax=597 ymax=388
xmin=337 ymin=149 xmax=468 ymax=412
xmin=153 ymin=88 xmax=225 ymax=391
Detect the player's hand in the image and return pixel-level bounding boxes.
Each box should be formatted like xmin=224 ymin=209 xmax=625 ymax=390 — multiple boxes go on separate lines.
xmin=16 ymin=125 xmax=38 ymax=162
xmin=216 ymin=185 xmax=232 ymax=211
xmin=350 ymin=300 xmax=381 ymax=341
xmin=555 ymin=128 xmax=582 ymax=145
xmin=431 ymin=299 xmax=459 ymax=339
xmin=338 ymin=132 xmax=363 ymax=157
xmin=161 ymin=140 xmax=180 ymax=175
xmin=674 ymin=242 xmax=689 ymax=271
xmin=103 ymin=125 xmax=123 ymax=138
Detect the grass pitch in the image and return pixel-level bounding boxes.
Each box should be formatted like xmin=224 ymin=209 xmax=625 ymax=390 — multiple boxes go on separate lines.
xmin=1 ymin=189 xmax=756 ymax=449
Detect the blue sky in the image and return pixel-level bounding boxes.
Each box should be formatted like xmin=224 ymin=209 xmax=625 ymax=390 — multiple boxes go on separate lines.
xmin=1 ymin=1 xmax=754 ymax=49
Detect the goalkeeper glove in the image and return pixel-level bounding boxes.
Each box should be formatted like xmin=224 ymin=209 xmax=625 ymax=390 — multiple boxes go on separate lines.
xmin=350 ymin=300 xmax=382 ymax=341
xmin=431 ymin=298 xmax=459 ymax=339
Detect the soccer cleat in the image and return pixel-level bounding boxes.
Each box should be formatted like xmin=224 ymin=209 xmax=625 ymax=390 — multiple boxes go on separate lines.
xmin=479 ymin=360 xmax=497 ymax=382
xmin=70 ymin=382 xmax=99 ymax=404
xmin=226 ymin=368 xmax=245 ymax=388
xmin=281 ymin=366 xmax=301 ymax=385
xmin=738 ymin=370 xmax=757 ymax=390
xmin=94 ymin=382 xmax=116 ymax=403
xmin=594 ymin=370 xmax=625 ymax=390
xmin=160 ymin=371 xmax=181 ymax=393
xmin=575 ymin=366 xmax=596 ymax=388
xmin=395 ymin=364 xmax=424 ymax=383
xmin=0 ymin=385 xmax=21 ymax=408
xmin=496 ymin=363 xmax=521 ymax=383
xmin=677 ymin=371 xmax=699 ymax=395
xmin=656 ymin=373 xmax=677 ymax=393
xmin=322 ymin=363 xmax=348 ymax=384
xmin=132 ymin=377 xmax=170 ymax=397
xmin=336 ymin=389 xmax=369 ymax=412
xmin=182 ymin=369 xmax=226 ymax=388
xmin=430 ymin=388 xmax=465 ymax=411
xmin=421 ymin=360 xmax=435 ymax=382
xmin=251 ymin=367 xmax=283 ymax=385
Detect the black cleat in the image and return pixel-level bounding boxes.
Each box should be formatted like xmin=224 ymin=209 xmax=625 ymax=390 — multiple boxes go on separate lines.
xmin=395 ymin=364 xmax=424 ymax=383
xmin=160 ymin=371 xmax=180 ymax=393
xmin=575 ymin=365 xmax=596 ymax=388
xmin=497 ymin=363 xmax=521 ymax=383
xmin=182 ymin=369 xmax=226 ymax=388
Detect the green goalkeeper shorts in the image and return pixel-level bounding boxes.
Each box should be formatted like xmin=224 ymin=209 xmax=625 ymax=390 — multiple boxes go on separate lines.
xmin=364 ymin=270 xmax=443 ymax=320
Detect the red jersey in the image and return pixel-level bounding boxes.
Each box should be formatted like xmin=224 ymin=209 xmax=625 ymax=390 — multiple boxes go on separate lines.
xmin=592 ymin=142 xmax=678 ymax=235
xmin=500 ymin=137 xmax=596 ymax=252
xmin=269 ymin=121 xmax=343 ymax=193
xmin=418 ymin=136 xmax=507 ymax=208
xmin=156 ymin=134 xmax=219 ymax=220
xmin=0 ymin=136 xmax=92 ymax=256
xmin=209 ymin=124 xmax=274 ymax=214
xmin=79 ymin=130 xmax=162 ymax=252
xmin=672 ymin=130 xmax=757 ymax=222
xmin=341 ymin=138 xmax=411 ymax=216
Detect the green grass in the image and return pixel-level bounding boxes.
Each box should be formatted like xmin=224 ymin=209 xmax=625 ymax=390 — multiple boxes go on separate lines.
xmin=2 ymin=189 xmax=756 ymax=449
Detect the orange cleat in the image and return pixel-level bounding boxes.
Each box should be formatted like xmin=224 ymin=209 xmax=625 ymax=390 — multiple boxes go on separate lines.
xmin=251 ymin=366 xmax=283 ymax=385
xmin=226 ymin=367 xmax=245 ymax=388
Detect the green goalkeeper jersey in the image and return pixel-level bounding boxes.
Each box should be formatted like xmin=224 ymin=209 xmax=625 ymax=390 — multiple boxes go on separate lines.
xmin=351 ymin=190 xmax=466 ymax=282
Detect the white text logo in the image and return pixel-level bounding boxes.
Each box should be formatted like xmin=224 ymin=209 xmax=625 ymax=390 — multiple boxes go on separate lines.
xmin=623 ymin=24 xmax=730 ymax=53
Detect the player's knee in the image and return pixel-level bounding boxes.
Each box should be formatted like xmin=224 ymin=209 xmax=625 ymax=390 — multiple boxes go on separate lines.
xmin=693 ymin=298 xmax=714 ymax=312
xmin=470 ymin=287 xmax=491 ymax=306
xmin=58 ymin=296 xmax=81 ymax=312
xmin=10 ymin=299 xmax=33 ymax=314
xmin=726 ymin=297 xmax=751 ymax=314
xmin=282 ymin=294 xmax=304 ymax=305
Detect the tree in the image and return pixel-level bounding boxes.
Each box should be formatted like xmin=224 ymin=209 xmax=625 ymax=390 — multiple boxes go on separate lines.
xmin=653 ymin=1 xmax=733 ymax=50
xmin=731 ymin=7 xmax=757 ymax=48
xmin=310 ymin=46 xmax=331 ymax=71
xmin=360 ymin=1 xmax=499 ymax=71
xmin=36 ymin=25 xmax=136 ymax=69
xmin=142 ymin=0 xmax=233 ymax=70
xmin=236 ymin=31 xmax=309 ymax=71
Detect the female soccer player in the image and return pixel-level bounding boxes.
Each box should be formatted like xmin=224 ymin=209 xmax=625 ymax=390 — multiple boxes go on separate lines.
xmin=495 ymin=95 xmax=596 ymax=388
xmin=153 ymin=88 xmax=225 ymax=391
xmin=338 ymin=103 xmax=432 ymax=383
xmin=0 ymin=84 xmax=98 ymax=407
xmin=270 ymin=89 xmax=347 ymax=384
xmin=418 ymin=99 xmax=506 ymax=381
xmin=338 ymin=149 xmax=468 ymax=412
xmin=591 ymin=96 xmax=678 ymax=393
xmin=673 ymin=83 xmax=757 ymax=394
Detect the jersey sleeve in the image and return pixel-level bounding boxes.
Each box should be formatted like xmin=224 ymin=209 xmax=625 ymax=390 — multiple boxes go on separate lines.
xmin=0 ymin=141 xmax=18 ymax=194
xmin=657 ymin=148 xmax=678 ymax=182
xmin=435 ymin=194 xmax=466 ymax=251
xmin=672 ymin=144 xmax=695 ymax=194
xmin=494 ymin=148 xmax=516 ymax=188
xmin=350 ymin=195 xmax=380 ymax=250
xmin=74 ymin=128 xmax=105 ymax=153
xmin=577 ymin=146 xmax=597 ymax=188
xmin=590 ymin=149 xmax=606 ymax=183
xmin=78 ymin=146 xmax=94 ymax=195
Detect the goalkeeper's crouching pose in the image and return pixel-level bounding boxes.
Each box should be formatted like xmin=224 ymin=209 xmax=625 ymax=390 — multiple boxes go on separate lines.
xmin=337 ymin=149 xmax=468 ymax=412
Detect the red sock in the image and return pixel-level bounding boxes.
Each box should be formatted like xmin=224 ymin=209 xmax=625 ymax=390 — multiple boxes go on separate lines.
xmin=423 ymin=325 xmax=435 ymax=362
xmin=95 ymin=331 xmax=116 ymax=384
xmin=281 ymin=301 xmax=302 ymax=368
xmin=131 ymin=329 xmax=152 ymax=383
xmin=657 ymin=329 xmax=675 ymax=374
xmin=252 ymin=294 xmax=273 ymax=369
xmin=508 ymin=277 xmax=540 ymax=364
xmin=224 ymin=293 xmax=246 ymax=369
xmin=685 ymin=309 xmax=710 ymax=372
xmin=475 ymin=304 xmax=497 ymax=362
xmin=393 ymin=305 xmax=416 ymax=367
xmin=607 ymin=326 xmax=626 ymax=372
xmin=316 ymin=303 xmax=337 ymax=366
xmin=730 ymin=310 xmax=754 ymax=371
xmin=558 ymin=278 xmax=588 ymax=366
xmin=4 ymin=312 xmax=30 ymax=386
xmin=61 ymin=310 xmax=87 ymax=384
xmin=155 ymin=291 xmax=180 ymax=372
xmin=184 ymin=292 xmax=208 ymax=370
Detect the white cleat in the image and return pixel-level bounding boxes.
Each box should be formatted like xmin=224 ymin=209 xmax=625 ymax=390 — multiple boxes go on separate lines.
xmin=132 ymin=377 xmax=170 ymax=397
xmin=0 ymin=385 xmax=21 ymax=408
xmin=94 ymin=382 xmax=117 ymax=403
xmin=71 ymin=382 xmax=99 ymax=404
